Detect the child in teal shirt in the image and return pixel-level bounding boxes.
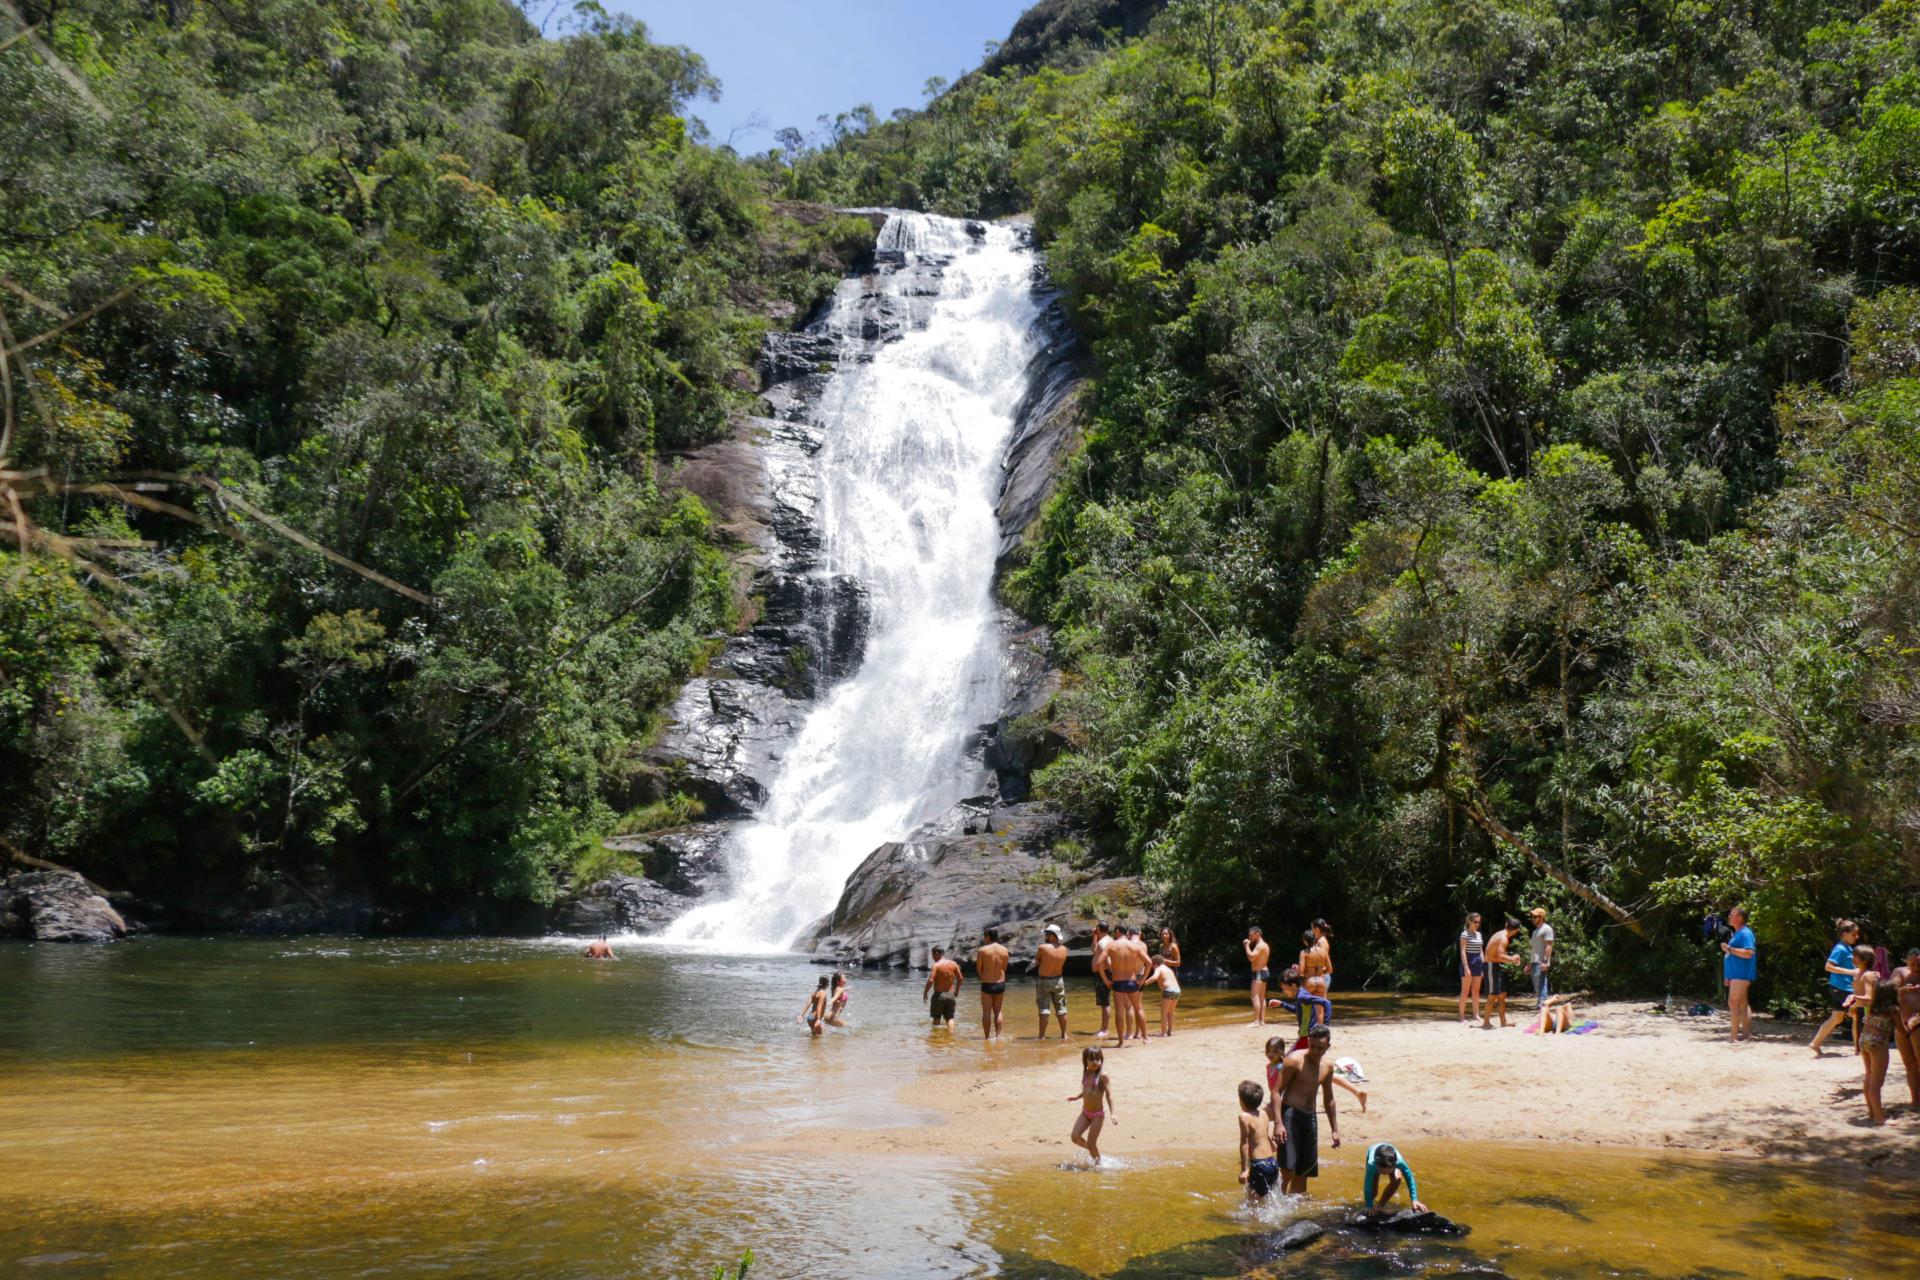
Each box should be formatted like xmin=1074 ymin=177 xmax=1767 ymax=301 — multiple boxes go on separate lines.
xmin=1363 ymin=1142 xmax=1427 ymax=1215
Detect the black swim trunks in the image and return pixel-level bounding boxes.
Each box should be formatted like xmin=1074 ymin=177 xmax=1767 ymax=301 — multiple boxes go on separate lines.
xmin=1252 ymin=968 xmax=1270 ymax=983
xmin=1281 ymin=1105 xmax=1319 ymax=1178
xmin=1489 ymin=966 xmax=1508 ymax=995
xmin=1247 ymin=1155 xmax=1279 ymax=1198
xmin=1828 ymin=986 xmax=1853 ymax=1012
xmin=930 ymin=991 xmax=957 ymax=1021
xmin=980 ymin=981 xmax=1007 ymax=995
xmin=1112 ymin=979 xmax=1140 ymax=993
xmin=1095 ymin=983 xmax=1112 ymax=1007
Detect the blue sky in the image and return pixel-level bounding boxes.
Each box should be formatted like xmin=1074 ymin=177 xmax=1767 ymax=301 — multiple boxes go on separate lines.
xmin=608 ymin=1 xmax=1035 ymax=150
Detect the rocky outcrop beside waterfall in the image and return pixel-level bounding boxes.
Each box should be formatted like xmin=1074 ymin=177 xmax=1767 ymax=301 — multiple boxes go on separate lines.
xmin=1 ymin=870 xmax=128 ymax=943
xmin=995 ymin=294 xmax=1089 ymax=578
xmin=548 ymin=874 xmax=692 ymax=936
xmin=802 ymin=800 xmax=1146 ymax=970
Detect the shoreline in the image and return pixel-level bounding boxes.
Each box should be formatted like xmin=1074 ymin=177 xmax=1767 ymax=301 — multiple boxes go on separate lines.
xmin=783 ymin=1001 xmax=1920 ymax=1174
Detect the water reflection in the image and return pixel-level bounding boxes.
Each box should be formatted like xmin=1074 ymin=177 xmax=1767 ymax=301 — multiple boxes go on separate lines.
xmin=1 ymin=939 xmax=1914 ymax=1279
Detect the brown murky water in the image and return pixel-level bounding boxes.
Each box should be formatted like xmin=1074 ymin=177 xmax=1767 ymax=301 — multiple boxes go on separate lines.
xmin=1 ymin=939 xmax=1912 ymax=1278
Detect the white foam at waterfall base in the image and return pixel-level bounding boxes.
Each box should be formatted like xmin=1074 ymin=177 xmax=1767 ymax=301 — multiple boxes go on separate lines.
xmin=659 ymin=214 xmax=1046 ymax=952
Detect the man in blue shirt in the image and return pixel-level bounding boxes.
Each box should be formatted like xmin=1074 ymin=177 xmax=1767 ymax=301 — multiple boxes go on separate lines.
xmin=1720 ymin=905 xmax=1756 ymax=1044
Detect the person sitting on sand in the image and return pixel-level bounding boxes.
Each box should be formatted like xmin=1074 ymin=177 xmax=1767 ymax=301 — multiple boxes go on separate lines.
xmin=1144 ymin=952 xmax=1181 ymax=1037
xmin=584 ymin=937 xmax=615 ymax=960
xmin=1534 ymin=992 xmax=1577 ymax=1034
xmin=1237 ymin=1079 xmax=1279 ymax=1200
xmin=1034 ymin=924 xmax=1070 ymax=1040
xmin=824 ymin=972 xmax=851 ymax=1028
xmin=1859 ymin=964 xmax=1898 ymax=1127
xmin=1272 ymin=1024 xmax=1341 ymax=1197
xmin=924 ymin=946 xmax=963 ymax=1029
xmin=1362 ymin=1142 xmax=1428 ymax=1216
xmin=976 ymin=926 xmax=1011 ymax=1041
xmin=1068 ymin=1046 xmax=1115 ymax=1164
xmin=1482 ymin=917 xmax=1523 ymax=1027
xmin=798 ymin=975 xmax=830 ymax=1037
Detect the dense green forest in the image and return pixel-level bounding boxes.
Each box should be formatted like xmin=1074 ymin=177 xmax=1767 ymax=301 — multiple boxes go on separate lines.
xmin=0 ymin=0 xmax=872 ymax=914
xmin=789 ymin=0 xmax=1920 ymax=998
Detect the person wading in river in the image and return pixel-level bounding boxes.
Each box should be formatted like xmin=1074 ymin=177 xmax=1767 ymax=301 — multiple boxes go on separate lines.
xmin=1091 ymin=921 xmax=1116 ymax=1039
xmin=1034 ymin=924 xmax=1069 ymax=1040
xmin=924 ymin=946 xmax=963 ymax=1030
xmin=584 ymin=936 xmax=615 ymax=960
xmin=1246 ymin=926 xmax=1272 ymax=1026
xmin=798 ymin=975 xmax=830 ymax=1037
xmin=1272 ymin=1023 xmax=1341 ymax=1197
xmin=975 ymin=926 xmax=1011 ymax=1041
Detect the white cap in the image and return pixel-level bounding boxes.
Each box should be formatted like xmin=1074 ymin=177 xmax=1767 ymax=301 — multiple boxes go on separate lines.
xmin=1044 ymin=924 xmax=1061 ymax=937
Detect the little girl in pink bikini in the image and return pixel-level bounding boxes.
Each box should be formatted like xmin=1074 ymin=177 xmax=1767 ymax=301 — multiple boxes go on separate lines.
xmin=1068 ymin=1046 xmax=1116 ymax=1164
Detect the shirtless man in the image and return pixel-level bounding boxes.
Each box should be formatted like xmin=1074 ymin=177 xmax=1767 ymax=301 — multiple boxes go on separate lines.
xmin=1246 ymin=927 xmax=1272 ymax=1025
xmin=975 ymin=926 xmax=1012 ymax=1041
xmin=1113 ymin=927 xmax=1149 ymax=1044
xmin=1893 ymin=947 xmax=1920 ymax=1108
xmin=1271 ymin=1023 xmax=1340 ymax=1196
xmin=1482 ymin=918 xmax=1523 ymax=1027
xmin=1091 ymin=921 xmax=1116 ymax=1038
xmin=1034 ymin=924 xmax=1070 ymax=1040
xmin=924 ymin=946 xmax=963 ymax=1029
xmin=584 ymin=936 xmax=615 ymax=960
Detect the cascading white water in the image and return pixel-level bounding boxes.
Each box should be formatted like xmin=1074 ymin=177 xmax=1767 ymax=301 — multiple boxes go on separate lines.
xmin=664 ymin=213 xmax=1046 ymax=949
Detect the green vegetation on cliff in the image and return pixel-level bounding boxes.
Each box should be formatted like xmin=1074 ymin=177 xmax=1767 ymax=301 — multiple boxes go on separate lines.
xmin=1 ymin=0 xmax=872 ymax=911
xmin=792 ymin=0 xmax=1920 ymax=995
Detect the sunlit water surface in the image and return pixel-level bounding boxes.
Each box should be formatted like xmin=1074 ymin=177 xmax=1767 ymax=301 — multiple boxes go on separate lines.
xmin=2 ymin=939 xmax=1913 ymax=1278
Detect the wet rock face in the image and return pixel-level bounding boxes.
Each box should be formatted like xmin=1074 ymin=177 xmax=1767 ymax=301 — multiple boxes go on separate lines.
xmin=549 ymin=874 xmax=692 ymax=936
xmin=0 ymin=870 xmax=128 ymax=943
xmin=802 ymin=800 xmax=1143 ymax=970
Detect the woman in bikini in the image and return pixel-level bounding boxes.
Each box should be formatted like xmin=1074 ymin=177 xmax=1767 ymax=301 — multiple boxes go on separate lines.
xmin=1457 ymin=912 xmax=1486 ymax=1025
xmin=1299 ymin=929 xmax=1332 ymax=998
xmin=1311 ymin=919 xmax=1334 ymax=994
xmin=1159 ymin=927 xmax=1183 ymax=970
xmin=797 ymin=975 xmax=830 ymax=1037
xmin=824 ymin=972 xmax=851 ymax=1027
xmin=1068 ymin=1046 xmax=1115 ymax=1164
xmin=1856 ymin=947 xmax=1894 ymax=1126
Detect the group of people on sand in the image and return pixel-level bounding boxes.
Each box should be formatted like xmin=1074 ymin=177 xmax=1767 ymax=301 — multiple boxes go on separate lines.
xmin=1794 ymin=916 xmax=1920 ymax=1126
xmin=1242 ymin=920 xmax=1332 ymax=1023
xmin=1454 ymin=907 xmax=1567 ymax=1031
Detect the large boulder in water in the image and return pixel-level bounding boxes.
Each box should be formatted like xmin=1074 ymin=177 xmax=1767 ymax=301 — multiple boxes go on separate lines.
xmin=800 ymin=801 xmax=1144 ymax=970
xmin=0 ymin=870 xmax=127 ymax=943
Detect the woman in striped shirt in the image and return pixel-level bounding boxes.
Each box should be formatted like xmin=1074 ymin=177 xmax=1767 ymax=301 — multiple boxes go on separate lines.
xmin=1457 ymin=912 xmax=1486 ymax=1025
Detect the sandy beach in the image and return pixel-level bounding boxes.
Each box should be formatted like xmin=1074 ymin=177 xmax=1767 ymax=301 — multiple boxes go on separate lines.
xmin=797 ymin=1002 xmax=1920 ymax=1172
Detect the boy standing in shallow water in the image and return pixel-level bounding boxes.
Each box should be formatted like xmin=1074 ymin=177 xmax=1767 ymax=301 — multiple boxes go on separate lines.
xmin=1236 ymin=1080 xmax=1279 ymax=1200
xmin=1068 ymin=1046 xmax=1115 ymax=1164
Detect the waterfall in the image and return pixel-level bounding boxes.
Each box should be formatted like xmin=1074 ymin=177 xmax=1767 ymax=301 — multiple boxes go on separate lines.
xmin=662 ymin=212 xmax=1048 ymax=950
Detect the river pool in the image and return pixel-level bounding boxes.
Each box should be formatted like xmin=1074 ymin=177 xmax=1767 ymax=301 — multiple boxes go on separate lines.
xmin=1 ymin=939 xmax=1913 ymax=1278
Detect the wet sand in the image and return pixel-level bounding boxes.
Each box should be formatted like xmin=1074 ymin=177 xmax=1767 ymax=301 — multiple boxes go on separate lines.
xmin=800 ymin=1002 xmax=1920 ymax=1171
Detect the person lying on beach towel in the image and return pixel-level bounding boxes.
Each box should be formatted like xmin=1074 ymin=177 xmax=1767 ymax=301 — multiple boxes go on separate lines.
xmin=1533 ymin=993 xmax=1578 ymax=1034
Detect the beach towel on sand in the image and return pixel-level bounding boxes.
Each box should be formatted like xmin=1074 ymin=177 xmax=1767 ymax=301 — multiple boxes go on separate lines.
xmin=1523 ymin=1020 xmax=1601 ymax=1035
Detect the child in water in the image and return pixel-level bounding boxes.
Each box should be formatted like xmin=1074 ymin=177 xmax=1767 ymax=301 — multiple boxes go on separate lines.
xmin=1237 ymin=1080 xmax=1279 ymax=1200
xmin=1068 ymin=1046 xmax=1115 ymax=1164
xmin=824 ymin=972 xmax=851 ymax=1027
xmin=1267 ymin=971 xmax=1368 ymax=1111
xmin=1362 ymin=1142 xmax=1428 ymax=1216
